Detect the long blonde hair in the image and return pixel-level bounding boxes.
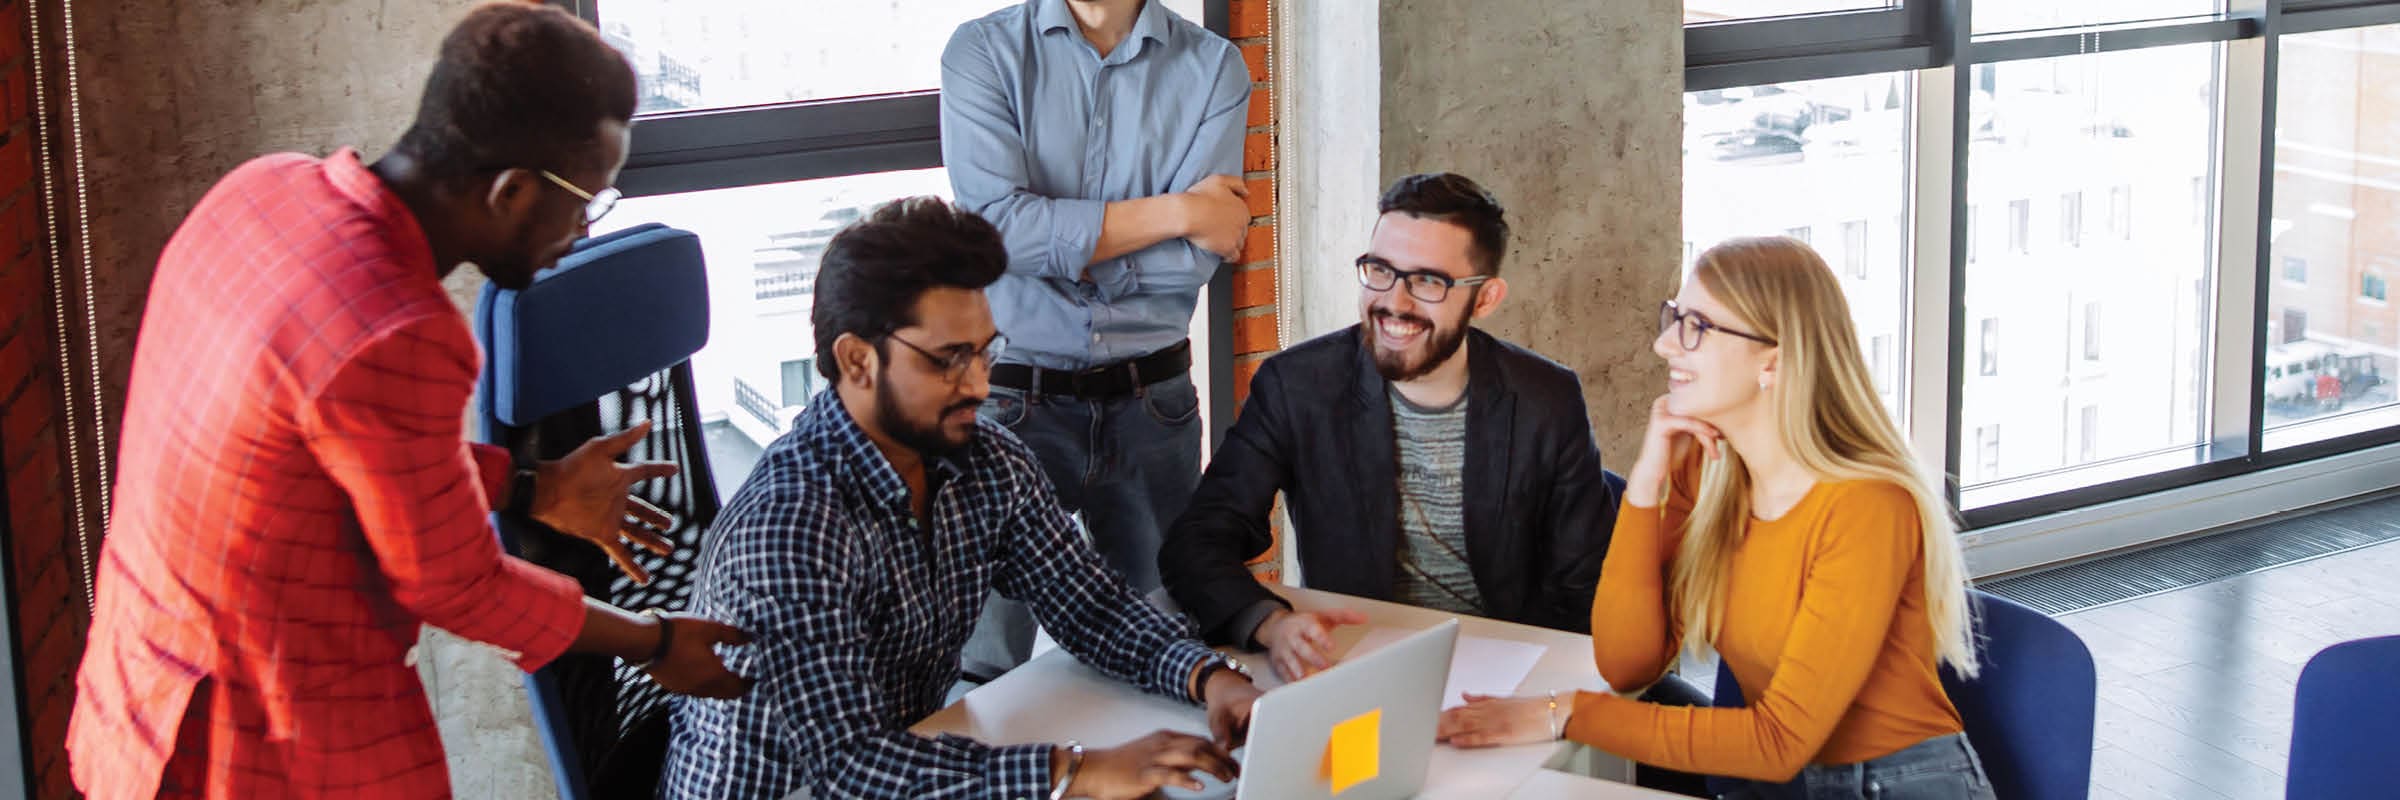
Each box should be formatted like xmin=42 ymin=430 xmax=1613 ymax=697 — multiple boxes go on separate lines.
xmin=1668 ymin=237 xmax=1980 ymax=678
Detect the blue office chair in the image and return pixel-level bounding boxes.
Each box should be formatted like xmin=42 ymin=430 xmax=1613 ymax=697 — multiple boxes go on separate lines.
xmin=2287 ymin=635 xmax=2400 ymax=798
xmin=474 ymin=223 xmax=716 ymax=800
xmin=1710 ymin=590 xmax=2095 ymax=800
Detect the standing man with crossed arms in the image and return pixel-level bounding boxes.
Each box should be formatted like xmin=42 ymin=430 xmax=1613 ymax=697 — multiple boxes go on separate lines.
xmin=940 ymin=0 xmax=1253 ymax=684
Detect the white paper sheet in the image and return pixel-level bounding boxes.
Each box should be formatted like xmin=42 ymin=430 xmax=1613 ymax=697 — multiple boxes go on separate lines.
xmin=1343 ymin=626 xmax=1550 ymax=709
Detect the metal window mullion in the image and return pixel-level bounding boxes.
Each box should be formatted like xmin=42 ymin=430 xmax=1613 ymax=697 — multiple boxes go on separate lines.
xmin=1911 ymin=63 xmax=1962 ymax=490
xmin=1934 ymin=0 xmax=1973 ymax=509
xmin=546 ymin=0 xmax=598 ymax=25
xmin=2285 ymin=1 xmax=2400 ymax=34
xmin=0 ymin=435 xmax=25 ymax=800
xmin=619 ymin=93 xmax=944 ymax=198
xmin=1686 ymin=45 xmax=1943 ymax=92
xmin=1965 ymin=17 xmax=2259 ymax=64
xmin=2219 ymin=0 xmax=2276 ymax=462
xmin=1688 ymin=6 xmax=1920 ymax=62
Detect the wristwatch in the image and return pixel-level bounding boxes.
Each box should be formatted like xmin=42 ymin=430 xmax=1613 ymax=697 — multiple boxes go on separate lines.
xmin=504 ymin=465 xmax=538 ymax=517
xmin=1195 ymin=653 xmax=1255 ymax=702
xmin=632 ymin=608 xmax=675 ymax=670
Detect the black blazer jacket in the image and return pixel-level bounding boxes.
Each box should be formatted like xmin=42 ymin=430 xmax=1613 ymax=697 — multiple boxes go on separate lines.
xmin=1159 ymin=325 xmax=1622 ymax=644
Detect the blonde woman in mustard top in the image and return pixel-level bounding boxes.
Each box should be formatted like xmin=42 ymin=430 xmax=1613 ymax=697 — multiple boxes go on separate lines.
xmin=1441 ymin=237 xmax=1994 ymax=799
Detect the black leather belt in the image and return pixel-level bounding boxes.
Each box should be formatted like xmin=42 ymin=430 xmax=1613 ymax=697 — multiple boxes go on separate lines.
xmin=990 ymin=339 xmax=1191 ymax=399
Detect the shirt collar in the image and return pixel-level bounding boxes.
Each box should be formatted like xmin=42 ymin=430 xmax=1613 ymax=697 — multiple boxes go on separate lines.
xmin=1036 ymin=0 xmax=1173 ymax=61
xmin=323 ymin=148 xmax=438 ymax=282
xmin=805 ymin=394 xmax=968 ymax=515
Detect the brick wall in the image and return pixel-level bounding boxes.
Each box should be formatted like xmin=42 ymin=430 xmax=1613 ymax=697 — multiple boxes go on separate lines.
xmin=1228 ymin=0 xmax=1281 ymax=582
xmin=0 ymin=0 xmax=87 ymax=797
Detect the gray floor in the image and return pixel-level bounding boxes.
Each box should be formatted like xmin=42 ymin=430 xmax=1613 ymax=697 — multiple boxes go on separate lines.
xmin=2058 ymin=538 xmax=2400 ymax=800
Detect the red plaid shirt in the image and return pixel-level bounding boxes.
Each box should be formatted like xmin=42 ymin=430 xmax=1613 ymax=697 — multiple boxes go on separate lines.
xmin=67 ymin=150 xmax=586 ymax=799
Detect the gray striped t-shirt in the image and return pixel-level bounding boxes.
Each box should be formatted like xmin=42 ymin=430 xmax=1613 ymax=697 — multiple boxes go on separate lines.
xmin=1390 ymin=387 xmax=1484 ymax=616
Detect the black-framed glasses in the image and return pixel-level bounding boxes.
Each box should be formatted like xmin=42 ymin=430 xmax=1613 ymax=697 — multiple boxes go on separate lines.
xmin=1356 ymin=255 xmax=1493 ymax=304
xmin=539 ymin=169 xmax=622 ymax=226
xmin=1659 ymin=300 xmax=1776 ymax=351
xmin=885 ymin=331 xmax=1008 ymax=384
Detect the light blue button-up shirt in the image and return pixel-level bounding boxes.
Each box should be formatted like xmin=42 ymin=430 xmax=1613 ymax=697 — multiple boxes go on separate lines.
xmin=940 ymin=0 xmax=1249 ymax=370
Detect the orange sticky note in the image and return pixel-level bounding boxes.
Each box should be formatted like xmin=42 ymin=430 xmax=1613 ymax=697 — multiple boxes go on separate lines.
xmin=1320 ymin=708 xmax=1381 ymax=795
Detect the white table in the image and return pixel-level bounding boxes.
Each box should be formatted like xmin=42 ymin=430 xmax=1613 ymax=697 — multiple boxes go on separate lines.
xmin=911 ymin=585 xmax=1684 ymax=799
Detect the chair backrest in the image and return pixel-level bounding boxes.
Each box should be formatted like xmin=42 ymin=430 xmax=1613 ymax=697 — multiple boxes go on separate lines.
xmin=1709 ymin=590 xmax=2095 ymax=800
xmin=474 ymin=223 xmax=715 ymax=800
xmin=2287 ymin=635 xmax=2400 ymax=799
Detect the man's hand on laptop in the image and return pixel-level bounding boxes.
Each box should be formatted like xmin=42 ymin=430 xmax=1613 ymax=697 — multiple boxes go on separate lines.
xmin=1254 ymin=608 xmax=1369 ymax=681
xmin=1202 ymin=667 xmax=1262 ymax=750
xmin=1064 ymin=731 xmax=1240 ymax=799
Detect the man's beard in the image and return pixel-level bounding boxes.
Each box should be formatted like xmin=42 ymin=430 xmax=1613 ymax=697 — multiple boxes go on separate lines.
xmin=873 ymin=373 xmax=981 ymax=458
xmin=1367 ymin=306 xmax=1472 ymax=382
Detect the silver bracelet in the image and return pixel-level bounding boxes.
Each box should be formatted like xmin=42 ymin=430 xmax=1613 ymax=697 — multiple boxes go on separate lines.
xmin=1049 ymin=740 xmax=1084 ymax=800
xmin=1545 ymin=690 xmax=1562 ymax=741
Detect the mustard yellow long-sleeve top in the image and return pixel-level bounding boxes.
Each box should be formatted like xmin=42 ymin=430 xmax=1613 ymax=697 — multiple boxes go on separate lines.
xmin=1565 ymin=457 xmax=1964 ymax=782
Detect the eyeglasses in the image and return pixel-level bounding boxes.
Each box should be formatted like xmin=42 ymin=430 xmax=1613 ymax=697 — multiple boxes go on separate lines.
xmin=539 ymin=170 xmax=622 ymax=226
xmin=1357 ymin=255 xmax=1493 ymax=304
xmin=885 ymin=332 xmax=1009 ymax=385
xmin=1659 ymin=300 xmax=1775 ymax=351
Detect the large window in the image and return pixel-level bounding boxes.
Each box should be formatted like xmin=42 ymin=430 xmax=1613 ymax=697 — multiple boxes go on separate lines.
xmin=595 ymin=170 xmax=950 ymax=492
xmin=2263 ymin=23 xmax=2400 ymax=449
xmin=1688 ymin=0 xmax=2400 ymax=539
xmin=598 ymin=0 xmax=1204 ymax=113
xmin=1959 ymin=43 xmax=2219 ymax=508
xmin=1684 ymin=71 xmax=1915 ymax=419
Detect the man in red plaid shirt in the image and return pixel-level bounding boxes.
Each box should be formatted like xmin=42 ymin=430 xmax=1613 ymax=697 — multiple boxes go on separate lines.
xmin=66 ymin=4 xmax=748 ymax=797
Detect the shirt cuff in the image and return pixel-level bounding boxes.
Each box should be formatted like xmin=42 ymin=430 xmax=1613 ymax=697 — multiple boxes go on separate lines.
xmin=1230 ymin=600 xmax=1285 ymax=651
xmin=500 ymin=557 xmax=587 ymax=672
xmin=988 ymin=742 xmax=1057 ymax=800
xmin=1047 ymin=197 xmax=1106 ymax=280
xmin=1158 ymin=639 xmax=1219 ymax=705
xmin=469 ymin=443 xmax=514 ymax=506
xmin=1088 ymin=256 xmax=1136 ymax=301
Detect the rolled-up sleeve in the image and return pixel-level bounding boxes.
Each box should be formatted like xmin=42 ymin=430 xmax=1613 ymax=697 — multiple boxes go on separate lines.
xmin=941 ymin=24 xmax=1104 ymax=282
xmin=997 ymin=457 xmax=1215 ymax=703
xmin=1110 ymin=42 xmax=1252 ymax=299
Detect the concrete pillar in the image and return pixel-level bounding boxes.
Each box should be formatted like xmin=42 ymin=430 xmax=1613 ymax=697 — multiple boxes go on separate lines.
xmin=1278 ymin=0 xmax=1384 ymax=345
xmin=1278 ymin=0 xmax=1683 ymax=459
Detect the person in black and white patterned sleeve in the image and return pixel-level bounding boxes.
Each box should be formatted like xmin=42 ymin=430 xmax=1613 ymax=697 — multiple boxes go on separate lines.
xmin=659 ymin=196 xmax=1261 ymax=800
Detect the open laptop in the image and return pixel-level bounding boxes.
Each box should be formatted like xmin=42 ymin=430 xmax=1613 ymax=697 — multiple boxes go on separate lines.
xmin=1164 ymin=619 xmax=1460 ymax=800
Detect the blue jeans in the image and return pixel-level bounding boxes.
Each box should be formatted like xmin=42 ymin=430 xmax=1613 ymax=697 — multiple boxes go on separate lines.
xmin=958 ymin=372 xmax=1204 ymax=681
xmin=1718 ymin=734 xmax=1996 ymax=800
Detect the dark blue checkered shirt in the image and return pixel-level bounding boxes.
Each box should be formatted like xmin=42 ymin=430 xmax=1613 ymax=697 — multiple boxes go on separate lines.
xmin=659 ymin=395 xmax=1217 ymax=799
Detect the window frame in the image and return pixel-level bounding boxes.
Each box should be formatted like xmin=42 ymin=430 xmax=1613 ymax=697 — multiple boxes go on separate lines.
xmin=1686 ymin=0 xmax=2400 ymax=538
xmin=557 ymin=0 xmax=1243 ymax=453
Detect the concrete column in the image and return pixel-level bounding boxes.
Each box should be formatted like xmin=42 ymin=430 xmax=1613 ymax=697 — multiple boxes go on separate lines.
xmin=1278 ymin=0 xmax=1384 ymax=345
xmin=1279 ymin=0 xmax=1683 ymax=458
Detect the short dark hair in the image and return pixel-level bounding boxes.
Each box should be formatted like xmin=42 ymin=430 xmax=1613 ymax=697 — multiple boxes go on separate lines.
xmin=1378 ymin=172 xmax=1510 ymax=275
xmin=813 ymin=197 xmax=1009 ymax=379
xmin=391 ymin=2 xmax=638 ymax=180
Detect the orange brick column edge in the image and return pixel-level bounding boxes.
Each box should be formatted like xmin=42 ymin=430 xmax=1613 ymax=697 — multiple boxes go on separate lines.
xmin=0 ymin=0 xmax=92 ymax=797
xmin=1228 ymin=0 xmax=1281 ymax=584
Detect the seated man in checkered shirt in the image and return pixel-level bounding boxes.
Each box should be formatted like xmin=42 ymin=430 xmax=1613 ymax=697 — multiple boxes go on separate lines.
xmin=660 ymin=196 xmax=1263 ymax=800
